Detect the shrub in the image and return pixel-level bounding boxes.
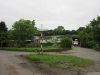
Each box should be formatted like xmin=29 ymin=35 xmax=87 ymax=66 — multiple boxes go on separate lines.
xmin=25 ymin=43 xmax=34 ymax=47
xmin=33 ymin=42 xmax=40 ymax=47
xmin=43 ymin=42 xmax=53 ymax=47
xmin=60 ymin=37 xmax=72 ymax=48
xmin=87 ymin=41 xmax=96 ymax=48
xmin=93 ymin=43 xmax=100 ymax=51
xmin=52 ymin=43 xmax=60 ymax=48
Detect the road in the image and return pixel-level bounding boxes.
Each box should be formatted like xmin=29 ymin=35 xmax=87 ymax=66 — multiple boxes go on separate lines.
xmin=61 ymin=47 xmax=100 ymax=75
xmin=0 ymin=51 xmax=43 ymax=75
xmin=0 ymin=51 xmax=59 ymax=75
xmin=0 ymin=47 xmax=100 ymax=75
xmin=62 ymin=47 xmax=100 ymax=61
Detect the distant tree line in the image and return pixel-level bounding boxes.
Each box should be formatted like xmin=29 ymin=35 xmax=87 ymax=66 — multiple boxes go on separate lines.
xmin=36 ymin=26 xmax=77 ymax=36
xmin=0 ymin=16 xmax=100 ymax=50
xmin=0 ymin=19 xmax=78 ymax=47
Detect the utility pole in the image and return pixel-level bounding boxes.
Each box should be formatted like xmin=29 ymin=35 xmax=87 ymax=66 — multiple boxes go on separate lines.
xmin=40 ymin=24 xmax=43 ymax=54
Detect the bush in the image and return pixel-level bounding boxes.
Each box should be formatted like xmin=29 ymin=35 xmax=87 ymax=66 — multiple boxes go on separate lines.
xmin=25 ymin=43 xmax=34 ymax=47
xmin=33 ymin=42 xmax=40 ymax=47
xmin=80 ymin=41 xmax=96 ymax=48
xmin=93 ymin=43 xmax=100 ymax=51
xmin=60 ymin=37 xmax=72 ymax=48
xmin=87 ymin=41 xmax=96 ymax=48
xmin=43 ymin=42 xmax=53 ymax=47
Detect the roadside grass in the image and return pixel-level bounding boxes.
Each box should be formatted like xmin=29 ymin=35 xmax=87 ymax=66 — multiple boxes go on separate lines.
xmin=0 ymin=47 xmax=69 ymax=52
xmin=25 ymin=54 xmax=94 ymax=69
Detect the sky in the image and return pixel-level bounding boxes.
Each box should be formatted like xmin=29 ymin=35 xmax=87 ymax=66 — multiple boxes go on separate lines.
xmin=0 ymin=0 xmax=100 ymax=30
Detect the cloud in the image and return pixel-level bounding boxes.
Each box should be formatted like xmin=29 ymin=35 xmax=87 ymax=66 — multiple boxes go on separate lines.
xmin=0 ymin=0 xmax=100 ymax=30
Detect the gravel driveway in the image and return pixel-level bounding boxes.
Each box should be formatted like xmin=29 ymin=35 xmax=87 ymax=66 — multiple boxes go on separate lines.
xmin=61 ymin=47 xmax=100 ymax=61
xmin=61 ymin=47 xmax=100 ymax=75
xmin=0 ymin=51 xmax=43 ymax=75
xmin=0 ymin=47 xmax=100 ymax=75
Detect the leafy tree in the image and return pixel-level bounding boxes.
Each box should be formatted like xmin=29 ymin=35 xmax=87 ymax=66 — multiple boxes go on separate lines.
xmin=60 ymin=37 xmax=72 ymax=48
xmin=78 ymin=16 xmax=100 ymax=49
xmin=41 ymin=30 xmax=54 ymax=36
xmin=35 ymin=26 xmax=78 ymax=36
xmin=70 ymin=30 xmax=77 ymax=35
xmin=11 ymin=19 xmax=37 ymax=47
xmin=78 ymin=26 xmax=95 ymax=48
xmin=79 ymin=31 xmax=89 ymax=47
xmin=0 ymin=21 xmax=8 ymax=47
xmin=77 ymin=27 xmax=85 ymax=32
xmin=55 ymin=26 xmax=65 ymax=31
xmin=90 ymin=16 xmax=100 ymax=46
xmin=0 ymin=21 xmax=7 ymax=32
xmin=54 ymin=26 xmax=65 ymax=35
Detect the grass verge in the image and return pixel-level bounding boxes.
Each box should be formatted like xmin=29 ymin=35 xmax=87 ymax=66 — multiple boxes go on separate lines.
xmin=25 ymin=54 xmax=94 ymax=69
xmin=0 ymin=47 xmax=70 ymax=52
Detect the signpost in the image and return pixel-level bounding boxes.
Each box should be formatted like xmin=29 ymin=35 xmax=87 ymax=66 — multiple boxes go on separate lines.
xmin=39 ymin=24 xmax=43 ymax=54
xmin=40 ymin=31 xmax=43 ymax=54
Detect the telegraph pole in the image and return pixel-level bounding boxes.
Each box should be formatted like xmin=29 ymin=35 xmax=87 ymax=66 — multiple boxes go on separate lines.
xmin=40 ymin=24 xmax=43 ymax=54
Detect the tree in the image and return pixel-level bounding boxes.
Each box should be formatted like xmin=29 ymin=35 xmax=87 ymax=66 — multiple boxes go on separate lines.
xmin=79 ymin=31 xmax=89 ymax=47
xmin=11 ymin=19 xmax=37 ymax=47
xmin=54 ymin=26 xmax=65 ymax=35
xmin=60 ymin=37 xmax=72 ymax=48
xmin=78 ymin=16 xmax=100 ymax=49
xmin=70 ymin=30 xmax=77 ymax=35
xmin=77 ymin=27 xmax=85 ymax=32
xmin=90 ymin=16 xmax=100 ymax=46
xmin=0 ymin=21 xmax=8 ymax=47
xmin=78 ymin=26 xmax=95 ymax=48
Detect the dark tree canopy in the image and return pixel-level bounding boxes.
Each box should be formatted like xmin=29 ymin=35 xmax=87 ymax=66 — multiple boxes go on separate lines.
xmin=78 ymin=16 xmax=100 ymax=49
xmin=0 ymin=21 xmax=8 ymax=47
xmin=0 ymin=21 xmax=7 ymax=33
xmin=11 ymin=19 xmax=37 ymax=47
xmin=90 ymin=16 xmax=100 ymax=44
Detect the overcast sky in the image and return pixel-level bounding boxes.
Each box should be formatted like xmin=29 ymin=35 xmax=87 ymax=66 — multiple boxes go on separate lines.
xmin=0 ymin=0 xmax=100 ymax=30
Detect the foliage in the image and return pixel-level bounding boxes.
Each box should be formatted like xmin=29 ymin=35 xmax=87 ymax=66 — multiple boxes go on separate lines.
xmin=37 ymin=26 xmax=78 ymax=36
xmin=60 ymin=37 xmax=72 ymax=48
xmin=79 ymin=31 xmax=88 ymax=47
xmin=72 ymin=35 xmax=79 ymax=40
xmin=0 ymin=47 xmax=64 ymax=52
xmin=78 ymin=16 xmax=100 ymax=49
xmin=25 ymin=54 xmax=94 ymax=68
xmin=54 ymin=26 xmax=65 ymax=35
xmin=0 ymin=21 xmax=8 ymax=47
xmin=87 ymin=41 xmax=97 ymax=48
xmin=43 ymin=42 xmax=53 ymax=47
xmin=0 ymin=21 xmax=7 ymax=32
xmin=11 ymin=19 xmax=37 ymax=47
xmin=77 ymin=27 xmax=85 ymax=32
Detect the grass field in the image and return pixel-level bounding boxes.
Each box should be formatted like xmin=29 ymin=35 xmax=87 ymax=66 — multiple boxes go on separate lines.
xmin=0 ymin=47 xmax=69 ymax=52
xmin=25 ymin=54 xmax=94 ymax=69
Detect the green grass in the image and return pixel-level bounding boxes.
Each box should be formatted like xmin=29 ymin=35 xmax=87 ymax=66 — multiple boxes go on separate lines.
xmin=25 ymin=54 xmax=94 ymax=68
xmin=0 ymin=47 xmax=68 ymax=52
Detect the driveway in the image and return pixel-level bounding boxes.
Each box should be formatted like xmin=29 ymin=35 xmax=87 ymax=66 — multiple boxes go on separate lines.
xmin=0 ymin=47 xmax=100 ymax=75
xmin=61 ymin=47 xmax=100 ymax=61
xmin=61 ymin=47 xmax=100 ymax=75
xmin=0 ymin=51 xmax=42 ymax=75
xmin=0 ymin=50 xmax=58 ymax=75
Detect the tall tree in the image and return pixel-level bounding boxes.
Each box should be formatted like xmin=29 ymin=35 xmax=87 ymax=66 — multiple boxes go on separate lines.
xmin=90 ymin=16 xmax=100 ymax=45
xmin=0 ymin=21 xmax=7 ymax=32
xmin=11 ymin=19 xmax=37 ymax=47
xmin=54 ymin=26 xmax=65 ymax=35
xmin=0 ymin=21 xmax=8 ymax=47
xmin=78 ymin=16 xmax=100 ymax=48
